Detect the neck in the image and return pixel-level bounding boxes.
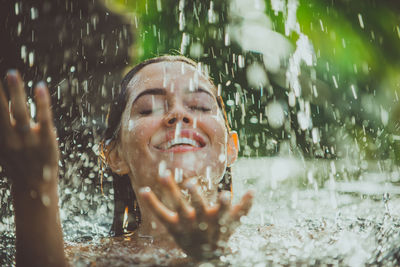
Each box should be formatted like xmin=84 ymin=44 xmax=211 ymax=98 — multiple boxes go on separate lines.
xmin=135 ymin=196 xmax=171 ymax=238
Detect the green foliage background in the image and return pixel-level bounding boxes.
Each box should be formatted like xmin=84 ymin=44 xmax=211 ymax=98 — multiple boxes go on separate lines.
xmin=105 ymin=0 xmax=400 ymax=162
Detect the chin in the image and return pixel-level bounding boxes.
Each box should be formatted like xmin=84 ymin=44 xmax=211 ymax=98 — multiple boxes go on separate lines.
xmin=163 ymin=153 xmax=225 ymax=185
xmin=160 ymin=153 xmax=203 ymax=181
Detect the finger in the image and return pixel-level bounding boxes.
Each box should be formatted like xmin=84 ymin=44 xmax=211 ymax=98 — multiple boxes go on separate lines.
xmin=6 ymin=70 xmax=30 ymax=128
xmin=159 ymin=172 xmax=194 ymax=219
xmin=34 ymin=82 xmax=55 ymax=139
xmin=139 ymin=187 xmax=178 ymax=225
xmin=217 ymin=191 xmax=232 ymax=224
xmin=230 ymin=190 xmax=254 ymax=221
xmin=0 ymin=82 xmax=12 ymax=135
xmin=185 ymin=178 xmax=207 ymax=218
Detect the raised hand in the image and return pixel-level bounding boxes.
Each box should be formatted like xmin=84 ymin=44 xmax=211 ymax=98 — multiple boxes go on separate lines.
xmin=139 ymin=172 xmax=253 ymax=260
xmin=0 ymin=70 xmax=66 ymax=267
xmin=0 ymin=70 xmax=59 ymax=190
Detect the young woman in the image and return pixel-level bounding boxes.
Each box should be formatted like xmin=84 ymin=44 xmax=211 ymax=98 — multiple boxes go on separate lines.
xmin=0 ymin=55 xmax=253 ymax=266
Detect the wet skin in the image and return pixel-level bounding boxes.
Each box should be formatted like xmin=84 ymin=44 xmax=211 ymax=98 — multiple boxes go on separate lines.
xmin=0 ymin=62 xmax=253 ymax=265
xmin=0 ymin=71 xmax=66 ymax=267
xmin=108 ymin=61 xmax=253 ymax=259
xmin=112 ymin=61 xmax=232 ymax=202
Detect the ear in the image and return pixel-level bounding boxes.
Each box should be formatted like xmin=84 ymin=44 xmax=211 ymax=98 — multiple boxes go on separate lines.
xmin=106 ymin=142 xmax=130 ymax=175
xmin=227 ymin=131 xmax=239 ymax=166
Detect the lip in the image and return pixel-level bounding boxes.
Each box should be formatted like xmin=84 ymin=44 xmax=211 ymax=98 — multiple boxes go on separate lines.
xmin=154 ymin=129 xmax=207 ymax=153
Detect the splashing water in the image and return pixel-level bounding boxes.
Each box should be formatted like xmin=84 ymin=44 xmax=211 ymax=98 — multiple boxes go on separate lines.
xmin=227 ymin=157 xmax=400 ymax=266
xmin=1 ymin=0 xmax=400 ymax=265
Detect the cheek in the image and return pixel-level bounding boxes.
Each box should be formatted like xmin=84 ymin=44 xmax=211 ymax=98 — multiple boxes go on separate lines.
xmin=202 ymin=115 xmax=227 ymax=146
xmin=120 ymin=118 xmax=162 ymax=186
xmin=198 ymin=117 xmax=228 ymax=172
xmin=121 ymin=118 xmax=160 ymax=157
xmin=124 ymin=117 xmax=158 ymax=138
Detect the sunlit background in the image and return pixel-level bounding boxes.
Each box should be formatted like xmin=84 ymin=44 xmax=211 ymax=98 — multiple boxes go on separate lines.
xmin=1 ymin=0 xmax=400 ymax=265
xmin=104 ymin=0 xmax=400 ymax=162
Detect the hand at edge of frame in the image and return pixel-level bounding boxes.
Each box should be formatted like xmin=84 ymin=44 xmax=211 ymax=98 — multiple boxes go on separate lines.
xmin=0 ymin=70 xmax=59 ymax=191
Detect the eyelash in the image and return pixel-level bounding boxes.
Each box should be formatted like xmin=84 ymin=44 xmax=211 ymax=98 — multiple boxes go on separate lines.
xmin=139 ymin=106 xmax=211 ymax=115
xmin=139 ymin=110 xmax=152 ymax=115
xmin=190 ymin=106 xmax=211 ymax=112
xmin=139 ymin=106 xmax=167 ymax=116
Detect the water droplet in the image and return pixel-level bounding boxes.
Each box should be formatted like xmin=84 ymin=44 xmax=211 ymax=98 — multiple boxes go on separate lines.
xmin=297 ymin=111 xmax=311 ymax=130
xmin=15 ymin=3 xmax=19 ymax=15
xmin=219 ymin=153 xmax=226 ymax=163
xmin=266 ymin=102 xmax=285 ymax=129
xmin=180 ymin=32 xmax=190 ymax=54
xmin=41 ymin=194 xmax=51 ymax=207
xmin=319 ymin=19 xmax=324 ymax=32
xmin=249 ymin=116 xmax=258 ymax=124
xmin=224 ymin=32 xmax=230 ymax=46
xmin=358 ymin=13 xmax=364 ymax=29
xmin=312 ymin=128 xmax=320 ymax=144
xmin=158 ymin=160 xmax=167 ymax=177
xmin=208 ymin=1 xmax=217 ymax=24
xmin=17 ymin=22 xmax=22 ymax=36
xmin=189 ymin=43 xmax=203 ymax=58
xmin=28 ymin=52 xmax=34 ymax=67
xmin=381 ymin=107 xmax=389 ymax=126
xmin=238 ymin=55 xmax=245 ymax=68
xmin=30 ymin=7 xmax=39 ymax=20
xmin=226 ymin=99 xmax=235 ymax=106
xmin=189 ymin=78 xmax=194 ymax=91
xmin=206 ymin=166 xmax=211 ymax=190
xmin=21 ymin=45 xmax=26 ymax=62
xmin=351 ymin=84 xmax=357 ymax=99
xmin=174 ymin=122 xmax=182 ymax=141
xmin=179 ymin=12 xmax=185 ymax=31
xmin=174 ymin=168 xmax=183 ymax=183
xmin=128 ymin=120 xmax=134 ymax=131
xmin=30 ymin=190 xmax=37 ymax=199
xmin=246 ymin=62 xmax=268 ymax=88
xmin=199 ymin=222 xmax=208 ymax=231
xmin=332 ymin=75 xmax=338 ymax=88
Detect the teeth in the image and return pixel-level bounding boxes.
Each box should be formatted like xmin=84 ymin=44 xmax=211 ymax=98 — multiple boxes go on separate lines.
xmin=165 ymin=137 xmax=199 ymax=149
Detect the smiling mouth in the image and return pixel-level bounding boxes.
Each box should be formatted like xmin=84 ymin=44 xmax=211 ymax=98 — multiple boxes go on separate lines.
xmin=155 ymin=133 xmax=206 ymax=152
xmin=167 ymin=137 xmax=201 ymax=149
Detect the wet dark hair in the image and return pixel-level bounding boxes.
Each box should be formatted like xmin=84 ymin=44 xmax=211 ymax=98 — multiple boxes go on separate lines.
xmin=100 ymin=55 xmax=232 ymax=236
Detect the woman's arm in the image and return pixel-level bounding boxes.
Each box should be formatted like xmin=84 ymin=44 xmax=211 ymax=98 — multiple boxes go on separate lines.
xmin=0 ymin=71 xmax=67 ymax=266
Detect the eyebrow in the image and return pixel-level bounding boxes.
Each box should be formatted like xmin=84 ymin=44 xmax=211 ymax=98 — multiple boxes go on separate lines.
xmin=133 ymin=88 xmax=166 ymax=104
xmin=189 ymin=87 xmax=214 ymax=98
xmin=133 ymin=87 xmax=214 ymax=104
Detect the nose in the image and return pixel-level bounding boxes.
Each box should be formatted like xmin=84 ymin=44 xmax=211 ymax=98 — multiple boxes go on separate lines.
xmin=163 ymin=105 xmax=192 ymax=127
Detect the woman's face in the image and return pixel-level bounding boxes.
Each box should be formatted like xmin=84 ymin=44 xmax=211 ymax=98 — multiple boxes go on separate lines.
xmin=112 ymin=61 xmax=236 ymax=197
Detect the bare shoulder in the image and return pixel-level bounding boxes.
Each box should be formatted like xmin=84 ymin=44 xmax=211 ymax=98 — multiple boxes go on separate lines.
xmin=65 ymin=235 xmax=191 ymax=266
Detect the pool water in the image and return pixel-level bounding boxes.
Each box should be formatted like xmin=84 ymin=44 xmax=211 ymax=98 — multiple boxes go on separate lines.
xmin=228 ymin=157 xmax=400 ymax=266
xmin=2 ymin=157 xmax=400 ymax=266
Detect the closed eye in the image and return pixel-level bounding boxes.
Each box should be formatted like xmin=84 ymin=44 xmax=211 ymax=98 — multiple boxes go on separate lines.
xmin=139 ymin=107 xmax=165 ymax=115
xmin=139 ymin=109 xmax=152 ymax=115
xmin=190 ymin=106 xmax=211 ymax=112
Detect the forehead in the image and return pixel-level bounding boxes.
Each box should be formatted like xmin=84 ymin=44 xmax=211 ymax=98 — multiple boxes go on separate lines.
xmin=126 ymin=61 xmax=216 ymax=97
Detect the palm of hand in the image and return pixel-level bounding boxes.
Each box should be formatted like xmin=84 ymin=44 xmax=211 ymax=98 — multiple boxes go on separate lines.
xmin=0 ymin=71 xmax=58 ymax=188
xmin=139 ymin=173 xmax=253 ymax=260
